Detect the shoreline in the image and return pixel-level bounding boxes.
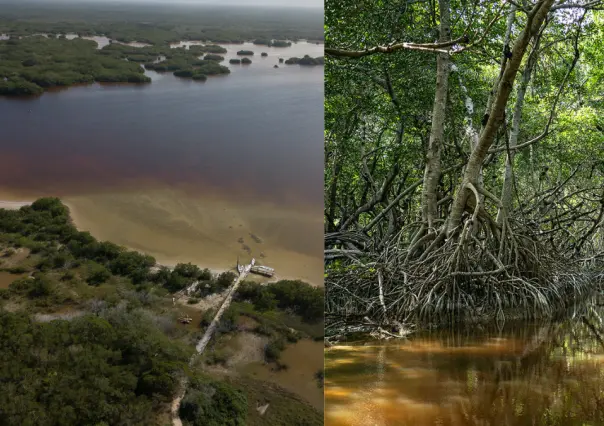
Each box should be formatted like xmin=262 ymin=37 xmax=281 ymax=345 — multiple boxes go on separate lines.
xmin=1 ymin=198 xmax=321 ymax=286
xmin=0 ymin=200 xmax=32 ymax=210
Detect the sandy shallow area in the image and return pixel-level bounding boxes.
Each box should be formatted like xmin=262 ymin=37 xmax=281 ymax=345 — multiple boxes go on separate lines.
xmin=0 ymin=200 xmax=32 ymax=210
xmin=0 ymin=188 xmax=323 ymax=285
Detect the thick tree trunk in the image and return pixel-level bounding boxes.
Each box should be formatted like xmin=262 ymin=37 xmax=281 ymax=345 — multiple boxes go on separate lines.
xmin=421 ymin=0 xmax=451 ymax=229
xmin=447 ymin=0 xmax=555 ymax=235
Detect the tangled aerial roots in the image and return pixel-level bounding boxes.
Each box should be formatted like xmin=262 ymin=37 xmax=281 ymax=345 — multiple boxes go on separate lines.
xmin=326 ymin=221 xmax=594 ymax=330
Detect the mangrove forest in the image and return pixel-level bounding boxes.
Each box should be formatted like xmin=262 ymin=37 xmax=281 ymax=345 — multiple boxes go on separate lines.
xmin=325 ymin=0 xmax=604 ymax=336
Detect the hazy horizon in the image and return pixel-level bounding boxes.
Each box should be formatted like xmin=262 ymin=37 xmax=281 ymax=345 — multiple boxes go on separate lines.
xmin=0 ymin=0 xmax=323 ymax=8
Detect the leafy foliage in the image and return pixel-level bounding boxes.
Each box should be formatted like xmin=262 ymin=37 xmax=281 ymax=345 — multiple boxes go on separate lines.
xmin=0 ymin=198 xmax=157 ymax=284
xmin=236 ymin=280 xmax=324 ymax=323
xmin=0 ymin=309 xmax=191 ymax=426
xmin=179 ymin=375 xmax=247 ymax=426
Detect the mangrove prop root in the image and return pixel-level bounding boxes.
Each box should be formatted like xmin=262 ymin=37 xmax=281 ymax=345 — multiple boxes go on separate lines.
xmin=325 ymin=219 xmax=601 ymax=336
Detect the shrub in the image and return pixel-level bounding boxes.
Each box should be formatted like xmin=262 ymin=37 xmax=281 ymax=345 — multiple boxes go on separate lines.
xmin=86 ymin=262 xmax=111 ymax=285
xmin=61 ymin=270 xmax=75 ymax=281
xmin=173 ymin=263 xmax=201 ymax=279
xmin=6 ymin=266 xmax=28 ymax=274
xmin=200 ymin=309 xmax=216 ymax=327
xmin=179 ymin=376 xmax=247 ymax=426
xmin=264 ymin=338 xmax=286 ymax=362
xmin=28 ymin=274 xmax=54 ymax=298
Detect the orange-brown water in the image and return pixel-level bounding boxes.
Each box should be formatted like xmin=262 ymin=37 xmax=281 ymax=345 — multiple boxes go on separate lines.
xmin=241 ymin=338 xmax=324 ymax=410
xmin=0 ymin=271 xmax=27 ymax=289
xmin=325 ymin=313 xmax=604 ymax=426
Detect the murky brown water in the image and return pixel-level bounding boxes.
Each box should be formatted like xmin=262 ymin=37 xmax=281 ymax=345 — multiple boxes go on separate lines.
xmin=0 ymin=271 xmax=27 ymax=289
xmin=242 ymin=338 xmax=324 ymax=410
xmin=325 ymin=307 xmax=604 ymax=426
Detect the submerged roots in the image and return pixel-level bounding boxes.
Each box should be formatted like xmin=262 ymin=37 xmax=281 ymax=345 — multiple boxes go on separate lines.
xmin=326 ymin=220 xmax=601 ymax=335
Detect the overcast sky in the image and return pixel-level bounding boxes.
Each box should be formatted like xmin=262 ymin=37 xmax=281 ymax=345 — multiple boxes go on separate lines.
xmin=7 ymin=0 xmax=322 ymax=7
xmin=43 ymin=0 xmax=324 ymax=7
xmin=178 ymin=0 xmax=322 ymax=6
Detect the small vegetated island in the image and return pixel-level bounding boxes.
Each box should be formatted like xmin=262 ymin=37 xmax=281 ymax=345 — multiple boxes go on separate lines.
xmin=0 ymin=37 xmax=150 ymax=96
xmin=0 ymin=198 xmax=324 ymax=425
xmin=142 ymin=44 xmax=230 ymax=81
xmin=0 ymin=36 xmax=232 ymax=95
xmin=284 ymin=55 xmax=324 ymax=65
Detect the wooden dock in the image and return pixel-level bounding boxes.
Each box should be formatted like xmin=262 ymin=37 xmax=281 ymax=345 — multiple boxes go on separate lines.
xmin=239 ymin=257 xmax=274 ymax=277
xmin=250 ymin=265 xmax=275 ymax=277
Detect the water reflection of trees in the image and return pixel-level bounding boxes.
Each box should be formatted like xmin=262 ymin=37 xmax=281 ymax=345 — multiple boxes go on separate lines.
xmin=326 ymin=302 xmax=604 ymax=425
xmin=437 ymin=304 xmax=604 ymax=425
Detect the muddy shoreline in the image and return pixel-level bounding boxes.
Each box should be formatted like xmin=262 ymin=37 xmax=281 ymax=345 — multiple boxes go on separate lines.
xmin=0 ymin=193 xmax=323 ymax=286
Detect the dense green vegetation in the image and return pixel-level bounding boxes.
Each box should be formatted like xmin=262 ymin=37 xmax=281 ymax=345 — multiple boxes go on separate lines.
xmin=241 ymin=58 xmax=252 ymax=64
xmin=285 ymin=55 xmax=324 ymax=65
xmin=0 ymin=36 xmax=150 ymax=95
xmin=0 ymin=2 xmax=323 ymax=45
xmin=0 ymin=310 xmax=191 ymax=425
xmin=147 ymin=58 xmax=230 ymax=80
xmin=0 ymin=36 xmax=234 ymax=96
xmin=204 ymin=54 xmax=224 ymax=62
xmin=325 ymin=0 xmax=604 ymax=332
xmin=229 ymin=59 xmax=241 ymax=64
xmin=179 ymin=375 xmax=247 ymax=426
xmin=0 ymin=198 xmax=324 ymax=424
xmin=237 ymin=50 xmax=254 ymax=56
xmin=236 ymin=280 xmax=324 ymax=324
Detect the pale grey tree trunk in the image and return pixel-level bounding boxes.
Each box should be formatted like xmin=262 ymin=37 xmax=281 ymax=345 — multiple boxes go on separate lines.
xmin=497 ymin=36 xmax=540 ymax=224
xmin=421 ymin=0 xmax=451 ymax=229
xmin=446 ymin=0 xmax=555 ymax=236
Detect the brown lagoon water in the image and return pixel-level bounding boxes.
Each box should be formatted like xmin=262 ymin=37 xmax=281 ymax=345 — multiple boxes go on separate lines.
xmin=241 ymin=338 xmax=325 ymax=410
xmin=0 ymin=40 xmax=324 ymax=284
xmin=325 ymin=306 xmax=604 ymax=426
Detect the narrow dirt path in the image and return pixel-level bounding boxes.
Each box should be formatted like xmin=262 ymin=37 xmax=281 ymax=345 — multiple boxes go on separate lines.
xmin=171 ymin=263 xmax=251 ymax=425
